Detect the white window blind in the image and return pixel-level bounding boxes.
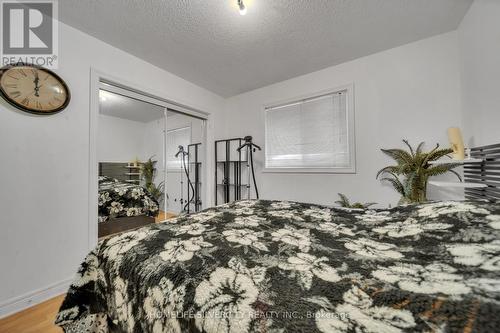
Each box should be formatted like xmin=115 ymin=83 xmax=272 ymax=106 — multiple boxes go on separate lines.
xmin=166 ymin=126 xmax=191 ymax=170
xmin=265 ymin=89 xmax=353 ymax=171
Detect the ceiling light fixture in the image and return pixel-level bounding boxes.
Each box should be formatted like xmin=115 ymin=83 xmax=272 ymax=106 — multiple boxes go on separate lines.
xmin=238 ymin=0 xmax=247 ymax=15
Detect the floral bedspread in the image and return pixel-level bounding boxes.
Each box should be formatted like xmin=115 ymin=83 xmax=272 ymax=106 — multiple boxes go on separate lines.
xmin=56 ymin=200 xmax=500 ymax=332
xmin=98 ymin=176 xmax=159 ymax=223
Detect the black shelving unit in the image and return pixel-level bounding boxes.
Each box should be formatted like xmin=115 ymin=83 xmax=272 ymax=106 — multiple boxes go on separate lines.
xmin=215 ymin=138 xmax=248 ymax=205
xmin=187 ymin=143 xmax=202 ymax=213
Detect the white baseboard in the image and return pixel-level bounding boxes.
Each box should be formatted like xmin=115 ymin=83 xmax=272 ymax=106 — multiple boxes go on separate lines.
xmin=0 ymin=277 xmax=73 ymax=319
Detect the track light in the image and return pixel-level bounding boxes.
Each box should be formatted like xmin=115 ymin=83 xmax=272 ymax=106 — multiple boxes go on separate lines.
xmin=238 ymin=0 xmax=247 ymax=15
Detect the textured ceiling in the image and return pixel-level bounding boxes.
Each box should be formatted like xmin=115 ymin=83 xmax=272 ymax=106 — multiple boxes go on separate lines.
xmin=60 ymin=0 xmax=472 ymax=97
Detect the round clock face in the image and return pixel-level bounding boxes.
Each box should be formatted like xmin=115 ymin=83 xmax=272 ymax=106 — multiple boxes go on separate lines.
xmin=0 ymin=64 xmax=70 ymax=114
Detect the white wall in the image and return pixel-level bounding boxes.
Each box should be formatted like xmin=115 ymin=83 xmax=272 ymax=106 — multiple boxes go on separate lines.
xmin=0 ymin=22 xmax=224 ymax=315
xmin=143 ymin=118 xmax=164 ymax=164
xmin=98 ymin=114 xmax=149 ymax=162
xmin=223 ymin=31 xmax=463 ymax=207
xmin=143 ymin=117 xmax=166 ymax=188
xmin=458 ymin=0 xmax=500 ymax=147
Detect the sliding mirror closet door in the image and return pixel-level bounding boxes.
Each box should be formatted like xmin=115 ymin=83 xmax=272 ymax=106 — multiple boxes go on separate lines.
xmin=97 ymin=87 xmax=166 ymax=237
xmin=165 ymin=110 xmax=205 ymax=215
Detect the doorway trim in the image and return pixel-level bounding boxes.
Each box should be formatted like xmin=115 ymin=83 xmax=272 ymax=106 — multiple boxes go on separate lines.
xmin=89 ymin=68 xmax=210 ymax=250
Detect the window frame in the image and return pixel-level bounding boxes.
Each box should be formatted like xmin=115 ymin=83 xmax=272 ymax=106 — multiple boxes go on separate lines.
xmin=263 ymin=84 xmax=356 ymax=174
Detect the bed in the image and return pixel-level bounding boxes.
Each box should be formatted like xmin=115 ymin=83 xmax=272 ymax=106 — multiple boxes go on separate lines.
xmin=56 ymin=199 xmax=499 ymax=332
xmin=98 ymin=176 xmax=159 ymax=237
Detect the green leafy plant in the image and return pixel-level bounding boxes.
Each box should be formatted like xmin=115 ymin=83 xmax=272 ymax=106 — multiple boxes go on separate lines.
xmin=142 ymin=156 xmax=165 ymax=203
xmin=335 ymin=193 xmax=376 ymax=209
xmin=377 ymin=140 xmax=462 ymax=204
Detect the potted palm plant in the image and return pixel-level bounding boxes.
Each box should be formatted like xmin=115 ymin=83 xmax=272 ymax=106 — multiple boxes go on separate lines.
xmin=377 ymin=140 xmax=462 ymax=204
xmin=335 ymin=193 xmax=376 ymax=209
xmin=142 ymin=157 xmax=165 ymax=203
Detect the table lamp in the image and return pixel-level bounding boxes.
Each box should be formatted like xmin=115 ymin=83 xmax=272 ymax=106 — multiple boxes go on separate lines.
xmin=447 ymin=127 xmax=465 ymax=160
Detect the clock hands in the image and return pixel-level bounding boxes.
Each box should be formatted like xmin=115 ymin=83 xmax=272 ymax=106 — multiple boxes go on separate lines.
xmin=2 ymin=65 xmax=69 ymax=113
xmin=33 ymin=71 xmax=40 ymax=97
xmin=28 ymin=85 xmax=43 ymax=97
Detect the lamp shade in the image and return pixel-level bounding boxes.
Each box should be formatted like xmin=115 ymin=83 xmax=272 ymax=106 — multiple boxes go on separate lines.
xmin=447 ymin=127 xmax=465 ymax=160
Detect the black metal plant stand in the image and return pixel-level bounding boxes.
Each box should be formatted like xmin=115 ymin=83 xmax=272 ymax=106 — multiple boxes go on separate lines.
xmin=215 ymin=138 xmax=245 ymax=205
xmin=187 ymin=143 xmax=202 ymax=213
xmin=237 ymin=136 xmax=262 ymax=199
xmin=215 ymin=136 xmax=261 ymax=205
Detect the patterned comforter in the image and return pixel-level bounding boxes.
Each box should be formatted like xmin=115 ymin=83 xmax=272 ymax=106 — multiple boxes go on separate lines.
xmin=98 ymin=176 xmax=159 ymax=223
xmin=56 ymin=200 xmax=500 ymax=332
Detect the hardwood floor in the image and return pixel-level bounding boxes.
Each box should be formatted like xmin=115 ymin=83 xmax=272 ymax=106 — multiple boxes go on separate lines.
xmin=155 ymin=210 xmax=177 ymax=222
xmin=0 ymin=211 xmax=177 ymax=332
xmin=0 ymin=295 xmax=65 ymax=333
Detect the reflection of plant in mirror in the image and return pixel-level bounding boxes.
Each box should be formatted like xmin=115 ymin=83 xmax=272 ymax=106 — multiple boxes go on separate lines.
xmin=335 ymin=193 xmax=376 ymax=209
xmin=142 ymin=156 xmax=165 ymax=203
xmin=377 ymin=140 xmax=462 ymax=204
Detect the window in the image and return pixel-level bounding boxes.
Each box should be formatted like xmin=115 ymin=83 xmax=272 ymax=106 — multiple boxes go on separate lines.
xmin=264 ymin=86 xmax=355 ymax=173
xmin=166 ymin=126 xmax=191 ymax=170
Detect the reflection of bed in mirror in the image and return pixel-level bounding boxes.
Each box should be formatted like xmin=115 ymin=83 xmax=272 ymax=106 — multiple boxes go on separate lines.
xmin=95 ymin=84 xmax=207 ymax=237
xmin=97 ymin=86 xmax=168 ymax=237
xmin=98 ymin=163 xmax=159 ymax=237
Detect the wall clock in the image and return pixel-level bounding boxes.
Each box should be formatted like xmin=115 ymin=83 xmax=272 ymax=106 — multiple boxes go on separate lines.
xmin=0 ymin=63 xmax=70 ymax=114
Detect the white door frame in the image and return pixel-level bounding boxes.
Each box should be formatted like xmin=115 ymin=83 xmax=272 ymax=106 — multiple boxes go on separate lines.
xmin=89 ymin=68 xmax=210 ymax=250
